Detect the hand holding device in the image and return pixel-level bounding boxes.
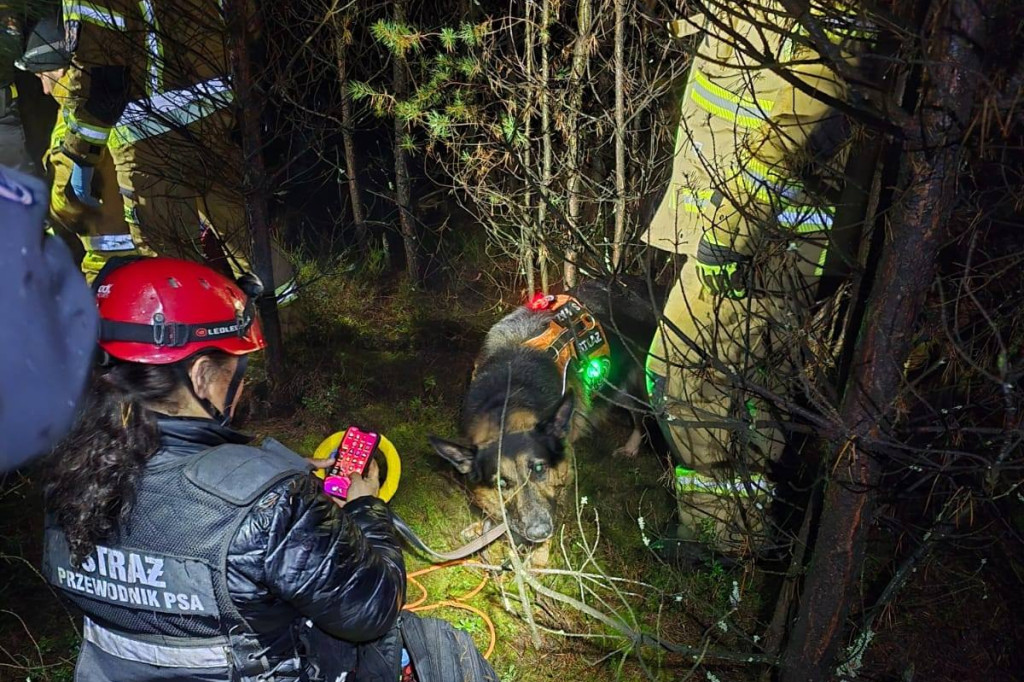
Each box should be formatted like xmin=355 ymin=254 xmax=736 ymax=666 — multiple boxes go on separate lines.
xmin=343 ymin=459 xmax=381 ymax=503
xmin=323 ymin=427 xmax=380 ymax=500
xmin=312 ymin=427 xmax=402 ymax=503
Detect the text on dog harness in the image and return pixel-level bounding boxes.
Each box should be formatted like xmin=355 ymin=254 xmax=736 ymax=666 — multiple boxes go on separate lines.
xmin=523 ymin=294 xmax=611 ymax=395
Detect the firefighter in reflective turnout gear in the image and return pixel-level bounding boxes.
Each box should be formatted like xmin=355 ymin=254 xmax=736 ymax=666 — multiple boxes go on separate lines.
xmin=644 ymin=1 xmax=866 ymax=557
xmin=57 ymin=0 xmax=298 ymax=301
xmin=0 ymin=6 xmax=33 ymax=171
xmin=15 ymin=17 xmax=142 ymax=279
xmin=42 ymin=257 xmax=405 ymax=680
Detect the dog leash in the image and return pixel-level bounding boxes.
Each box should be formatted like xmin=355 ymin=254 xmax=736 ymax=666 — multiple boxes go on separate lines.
xmin=392 ymin=512 xmax=508 ymax=563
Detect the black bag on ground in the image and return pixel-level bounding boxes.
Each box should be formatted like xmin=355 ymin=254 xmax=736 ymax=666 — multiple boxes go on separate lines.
xmin=399 ymin=612 xmax=498 ymax=682
xmin=305 ymin=612 xmax=497 ymax=682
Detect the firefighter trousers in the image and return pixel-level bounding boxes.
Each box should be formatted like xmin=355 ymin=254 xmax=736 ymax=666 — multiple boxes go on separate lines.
xmin=646 ymin=234 xmax=828 ymax=556
xmin=46 ymin=110 xmax=147 ymax=281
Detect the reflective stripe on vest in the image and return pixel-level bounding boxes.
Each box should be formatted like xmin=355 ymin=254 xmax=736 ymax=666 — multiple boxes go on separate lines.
xmin=738 ymin=158 xmax=834 ymax=233
xmin=777 ymin=204 xmax=834 ymax=233
xmin=83 ymin=617 xmax=230 ymax=669
xmin=675 ymin=468 xmax=772 ymax=499
xmin=86 ymin=234 xmax=138 ymax=253
xmin=63 ymin=1 xmax=127 ymax=29
xmin=137 ymin=0 xmax=165 ymax=96
xmin=739 ymin=156 xmax=802 ymax=203
xmin=688 ymin=69 xmax=775 ymax=130
xmin=275 ymin=278 xmax=299 ymax=307
xmin=68 ymin=112 xmax=111 ymax=144
xmin=111 ymin=77 xmax=233 ymax=146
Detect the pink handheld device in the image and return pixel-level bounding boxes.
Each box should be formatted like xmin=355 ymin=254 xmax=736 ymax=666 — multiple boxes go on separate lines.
xmin=323 ymin=427 xmax=380 ymax=499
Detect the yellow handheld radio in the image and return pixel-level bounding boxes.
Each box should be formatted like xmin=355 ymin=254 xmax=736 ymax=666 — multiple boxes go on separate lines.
xmin=313 ymin=427 xmax=402 ymax=503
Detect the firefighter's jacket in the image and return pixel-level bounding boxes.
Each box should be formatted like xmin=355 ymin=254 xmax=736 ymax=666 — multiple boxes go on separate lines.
xmin=60 ymin=0 xmax=234 ymax=165
xmin=43 ymin=418 xmax=406 ymax=681
xmin=646 ymin=1 xmax=862 ymax=280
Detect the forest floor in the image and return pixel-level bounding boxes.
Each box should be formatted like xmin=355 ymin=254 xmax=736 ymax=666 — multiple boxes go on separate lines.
xmin=1 ymin=251 xmax=1022 ymax=681
xmin=247 ymin=260 xmax=768 ymax=681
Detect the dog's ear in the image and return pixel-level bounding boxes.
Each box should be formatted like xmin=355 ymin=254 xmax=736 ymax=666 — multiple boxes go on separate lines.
xmin=536 ymin=391 xmax=576 ymax=441
xmin=428 ymin=436 xmax=477 ymax=475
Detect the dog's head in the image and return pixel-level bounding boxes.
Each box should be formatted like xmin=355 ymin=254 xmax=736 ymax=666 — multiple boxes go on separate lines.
xmin=429 ymin=393 xmax=575 ymax=543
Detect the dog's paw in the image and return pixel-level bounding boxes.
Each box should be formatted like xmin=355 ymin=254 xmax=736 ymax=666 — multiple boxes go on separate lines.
xmin=613 ymin=429 xmax=644 ymax=458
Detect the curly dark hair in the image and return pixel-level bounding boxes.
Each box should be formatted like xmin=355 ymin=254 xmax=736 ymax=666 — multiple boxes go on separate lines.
xmin=44 ymin=353 xmax=231 ymax=564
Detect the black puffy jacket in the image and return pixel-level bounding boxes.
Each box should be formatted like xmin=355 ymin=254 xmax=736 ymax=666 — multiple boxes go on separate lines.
xmin=163 ymin=418 xmax=406 ymax=668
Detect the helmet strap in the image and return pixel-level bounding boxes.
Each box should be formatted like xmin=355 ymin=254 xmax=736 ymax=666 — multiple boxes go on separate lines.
xmin=220 ymin=355 xmax=249 ymax=427
xmin=181 ymin=354 xmax=249 ymax=427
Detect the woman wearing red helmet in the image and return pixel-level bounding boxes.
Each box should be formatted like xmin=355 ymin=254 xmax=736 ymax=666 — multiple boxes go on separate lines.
xmin=41 ymin=257 xmax=405 ymax=681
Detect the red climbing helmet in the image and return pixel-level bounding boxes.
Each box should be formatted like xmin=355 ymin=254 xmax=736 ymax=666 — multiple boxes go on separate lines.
xmin=95 ymin=257 xmax=266 ymax=365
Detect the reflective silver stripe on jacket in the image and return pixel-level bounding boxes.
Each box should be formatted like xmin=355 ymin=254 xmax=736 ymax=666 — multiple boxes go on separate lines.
xmin=111 ymin=77 xmax=234 ymax=145
xmin=63 ymin=1 xmax=127 ymax=29
xmin=83 ymin=617 xmax=230 ymax=669
xmin=137 ymin=0 xmax=165 ymax=96
xmin=275 ymin=278 xmax=299 ymax=306
xmin=676 ymin=471 xmax=773 ymax=498
xmin=86 ymin=234 xmax=137 ymax=252
xmin=688 ymin=68 xmax=775 ymax=130
xmin=776 ymin=205 xmax=834 ymax=232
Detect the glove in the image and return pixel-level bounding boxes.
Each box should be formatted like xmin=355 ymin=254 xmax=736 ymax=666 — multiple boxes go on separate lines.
xmin=695 ymin=237 xmax=750 ymax=299
xmin=69 ymin=162 xmax=100 ymax=208
xmin=695 ymin=261 xmax=749 ymax=299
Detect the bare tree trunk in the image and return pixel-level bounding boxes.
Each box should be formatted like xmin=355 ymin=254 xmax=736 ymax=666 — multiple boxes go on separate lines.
xmin=538 ymin=0 xmax=552 ymax=293
xmin=564 ymin=0 xmax=592 ymax=287
xmin=392 ymin=0 xmax=422 ymax=284
xmin=778 ymin=1 xmax=985 ymax=678
xmin=225 ymin=0 xmax=284 ymax=383
xmin=334 ymin=16 xmax=368 ymax=252
xmin=522 ymin=0 xmax=536 ymax=293
xmin=611 ymin=0 xmax=627 ymax=270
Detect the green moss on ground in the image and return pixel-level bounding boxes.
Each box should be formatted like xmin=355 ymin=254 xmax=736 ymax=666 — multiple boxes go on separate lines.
xmin=259 ymin=267 xmax=756 ymax=681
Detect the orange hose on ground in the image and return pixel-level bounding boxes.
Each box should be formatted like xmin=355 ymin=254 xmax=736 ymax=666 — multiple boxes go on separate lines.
xmin=402 ymin=560 xmax=496 ymax=659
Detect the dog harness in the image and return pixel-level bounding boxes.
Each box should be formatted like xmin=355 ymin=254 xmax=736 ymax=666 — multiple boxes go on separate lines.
xmin=523 ymin=294 xmax=612 ymax=396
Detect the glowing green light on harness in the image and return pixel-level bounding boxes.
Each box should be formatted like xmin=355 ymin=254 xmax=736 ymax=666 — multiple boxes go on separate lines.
xmin=582 ymin=356 xmax=610 ymax=387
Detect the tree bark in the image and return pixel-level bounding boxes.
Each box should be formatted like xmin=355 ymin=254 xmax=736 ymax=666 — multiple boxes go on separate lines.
xmin=392 ymin=0 xmax=422 ymax=284
xmin=778 ymin=1 xmax=986 ymax=679
xmin=564 ymin=0 xmax=592 ymax=288
xmin=611 ymin=0 xmax=627 ymax=270
xmin=334 ymin=16 xmax=369 ymax=252
xmin=522 ymin=0 xmax=536 ymax=293
xmin=225 ymin=0 xmax=284 ymax=383
xmin=537 ymin=0 xmax=552 ymax=292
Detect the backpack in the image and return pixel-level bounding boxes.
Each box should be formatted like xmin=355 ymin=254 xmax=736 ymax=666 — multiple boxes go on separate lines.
xmin=305 ymin=612 xmax=498 ymax=682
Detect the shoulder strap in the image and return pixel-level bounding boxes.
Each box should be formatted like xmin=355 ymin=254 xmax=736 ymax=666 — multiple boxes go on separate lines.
xmin=184 ymin=438 xmax=310 ymax=506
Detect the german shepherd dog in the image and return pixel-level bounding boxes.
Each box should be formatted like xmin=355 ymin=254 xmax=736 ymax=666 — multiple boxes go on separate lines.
xmin=429 ymin=276 xmax=663 ymax=552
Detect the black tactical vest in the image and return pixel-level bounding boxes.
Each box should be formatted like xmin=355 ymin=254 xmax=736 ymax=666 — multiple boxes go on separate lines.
xmin=43 ymin=439 xmax=311 ymax=681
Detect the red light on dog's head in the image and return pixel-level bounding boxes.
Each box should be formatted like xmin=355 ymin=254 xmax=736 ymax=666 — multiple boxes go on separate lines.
xmin=528 ymin=293 xmax=553 ymax=310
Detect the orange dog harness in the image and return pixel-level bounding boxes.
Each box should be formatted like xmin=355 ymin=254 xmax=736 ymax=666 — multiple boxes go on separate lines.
xmin=522 ymin=294 xmax=611 ymax=394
